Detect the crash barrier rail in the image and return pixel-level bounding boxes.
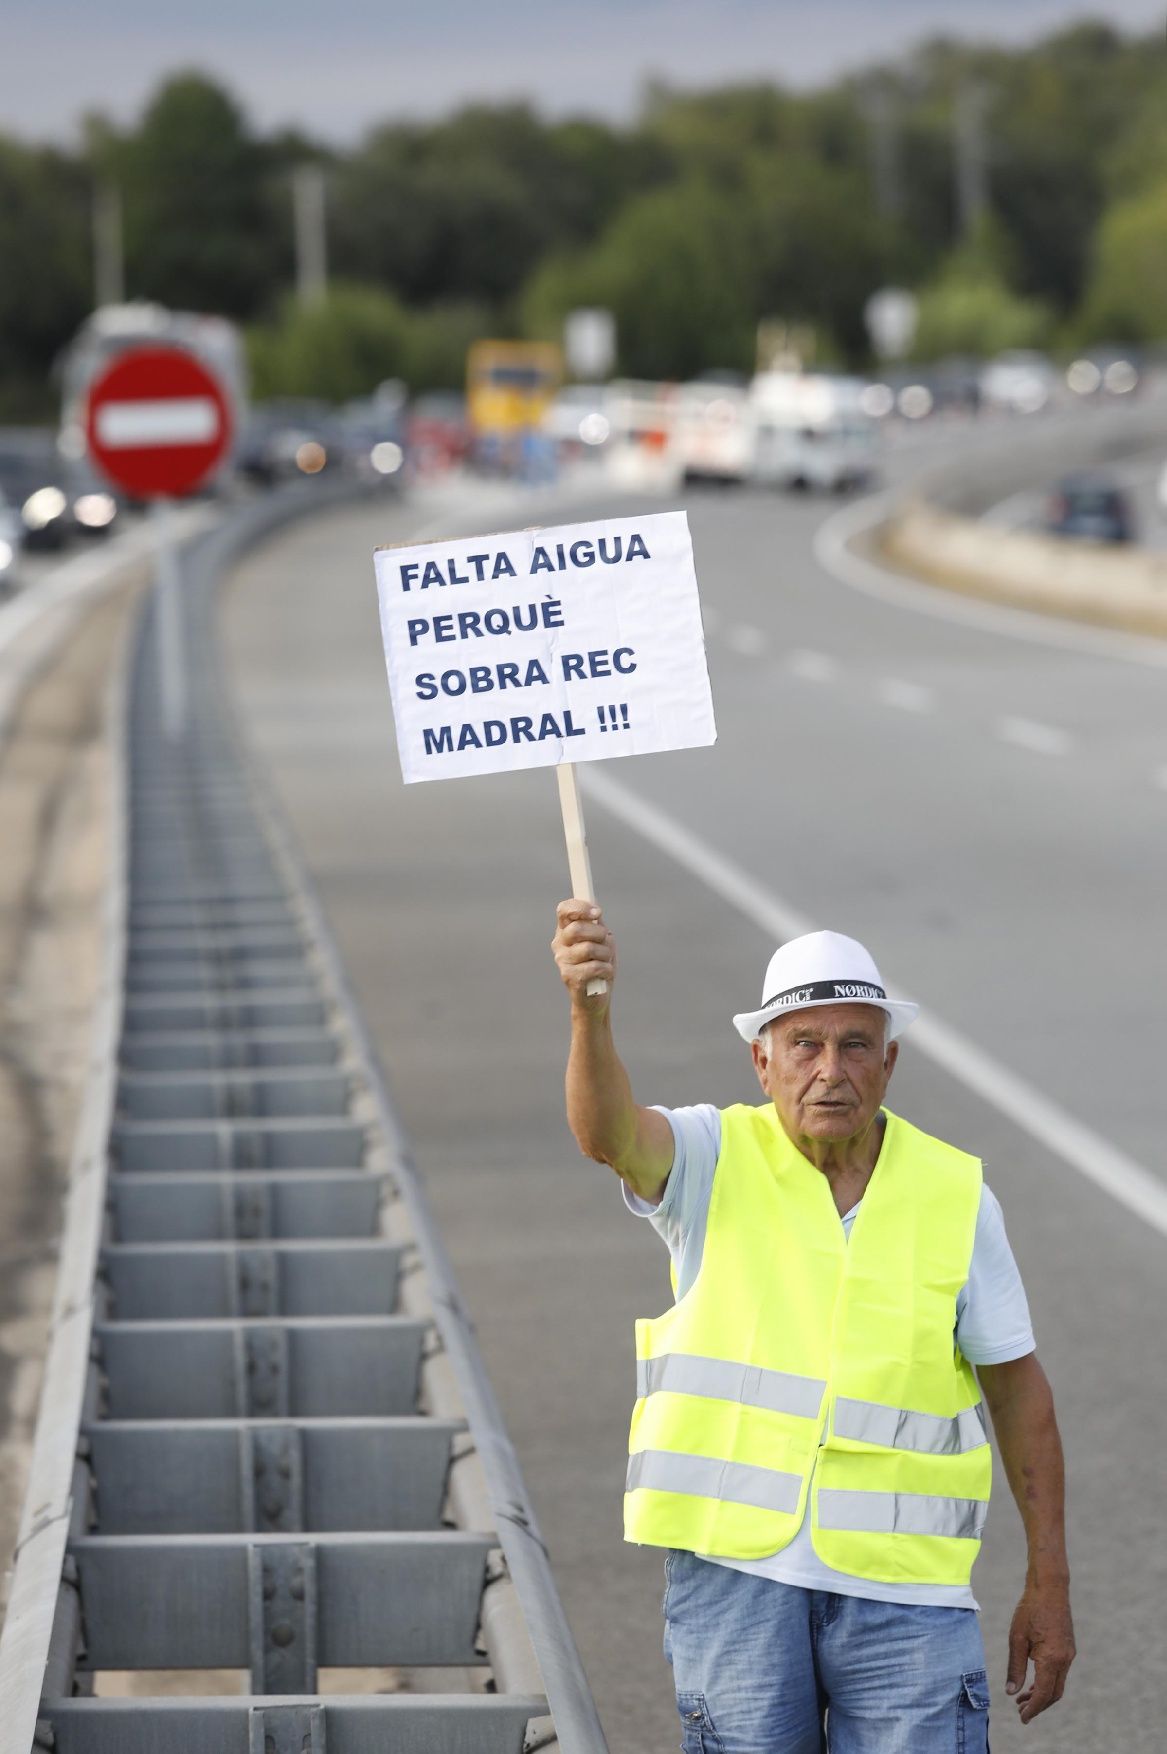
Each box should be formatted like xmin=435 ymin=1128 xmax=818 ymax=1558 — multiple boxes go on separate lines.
xmin=0 ymin=489 xmax=609 ymax=1754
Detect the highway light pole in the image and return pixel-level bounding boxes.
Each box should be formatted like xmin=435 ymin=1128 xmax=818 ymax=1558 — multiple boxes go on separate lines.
xmin=93 ymin=182 xmax=124 ymax=308
xmin=954 ymin=82 xmax=992 ymax=237
xmin=861 ymin=82 xmax=904 ymax=223
xmin=293 ymin=164 xmax=329 ymax=305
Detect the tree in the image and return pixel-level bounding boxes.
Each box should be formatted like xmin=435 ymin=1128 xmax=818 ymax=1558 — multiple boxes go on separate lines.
xmin=912 ymin=229 xmax=1052 ymax=360
xmin=248 ymin=284 xmax=414 ymax=401
xmin=106 ymin=74 xmax=282 ymax=317
xmin=749 ymin=158 xmax=886 ymax=361
xmin=1077 ymin=178 xmax=1167 ymax=343
xmin=0 ymin=137 xmax=91 ymax=417
xmin=331 ymin=104 xmax=669 ymax=309
xmin=524 ymin=181 xmax=757 ymax=380
xmin=247 ymin=285 xmax=492 ymax=397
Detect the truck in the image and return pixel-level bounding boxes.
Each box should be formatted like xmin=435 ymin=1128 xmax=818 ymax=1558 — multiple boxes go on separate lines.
xmin=750 ymin=371 xmax=878 ymax=492
xmin=673 ymin=379 xmax=755 ymax=486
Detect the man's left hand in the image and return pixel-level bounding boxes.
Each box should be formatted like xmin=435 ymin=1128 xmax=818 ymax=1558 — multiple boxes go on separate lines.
xmin=1005 ymin=1581 xmax=1075 ymax=1724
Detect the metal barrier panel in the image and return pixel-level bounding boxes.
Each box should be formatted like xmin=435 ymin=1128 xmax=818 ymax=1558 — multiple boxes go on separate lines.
xmin=0 ymin=492 xmax=608 ymax=1754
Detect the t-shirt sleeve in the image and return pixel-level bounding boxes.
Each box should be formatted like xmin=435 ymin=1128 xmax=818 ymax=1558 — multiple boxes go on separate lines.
xmin=621 ymin=1104 xmax=721 ymax=1256
xmin=956 ymin=1183 xmax=1036 ymax=1365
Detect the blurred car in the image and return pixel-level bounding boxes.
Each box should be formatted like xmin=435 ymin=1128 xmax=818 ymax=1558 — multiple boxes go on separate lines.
xmin=64 ymin=458 xmax=120 ymax=536
xmin=1065 ymin=347 xmax=1141 ymax=400
xmin=406 ymin=392 xmax=472 ymax=474
xmin=862 ymin=369 xmax=936 ymax=422
xmin=335 ymin=390 xmax=407 ymax=483
xmin=0 ymin=492 xmax=22 ymax=591
xmin=543 ymin=385 xmax=612 ymax=458
xmin=0 ymin=432 xmax=77 ymax=550
xmin=1044 ymin=473 xmax=1135 ymax=544
xmin=980 ymin=351 xmax=1059 ymax=415
xmin=927 ymin=357 xmax=983 ymax=416
xmin=237 ymin=401 xmax=345 ymax=485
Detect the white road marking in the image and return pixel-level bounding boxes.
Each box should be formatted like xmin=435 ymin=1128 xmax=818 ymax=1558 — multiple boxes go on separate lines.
xmin=787 ymin=648 xmax=839 ymax=683
xmin=580 ymin=764 xmax=1167 ymax=1241
xmin=995 ymin=716 xmax=1072 ymax=756
xmin=814 ymin=492 xmax=1167 ymax=671
xmin=725 ymin=622 xmax=766 ymax=657
xmin=877 ymin=677 xmax=935 ymax=714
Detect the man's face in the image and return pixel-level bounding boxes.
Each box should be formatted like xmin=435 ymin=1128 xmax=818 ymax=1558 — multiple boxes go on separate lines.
xmin=751 ymin=1003 xmax=897 ymax=1147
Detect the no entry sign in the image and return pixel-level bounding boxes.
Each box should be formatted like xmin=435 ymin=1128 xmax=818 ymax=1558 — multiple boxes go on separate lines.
xmin=85 ymin=345 xmax=232 ymax=498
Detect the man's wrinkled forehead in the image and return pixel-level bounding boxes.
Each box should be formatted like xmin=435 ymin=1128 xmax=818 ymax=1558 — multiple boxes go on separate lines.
xmin=768 ymin=1001 xmax=890 ymax=1041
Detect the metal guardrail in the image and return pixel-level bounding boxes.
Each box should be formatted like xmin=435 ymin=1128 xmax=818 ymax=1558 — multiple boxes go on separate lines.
xmin=0 ymin=490 xmax=609 ymax=1754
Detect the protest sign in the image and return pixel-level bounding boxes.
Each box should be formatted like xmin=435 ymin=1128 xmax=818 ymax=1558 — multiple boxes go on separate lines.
xmin=374 ymin=509 xmax=715 ymax=784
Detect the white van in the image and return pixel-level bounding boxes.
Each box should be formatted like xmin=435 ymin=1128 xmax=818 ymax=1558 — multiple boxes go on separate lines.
xmin=750 ymin=372 xmax=878 ymax=492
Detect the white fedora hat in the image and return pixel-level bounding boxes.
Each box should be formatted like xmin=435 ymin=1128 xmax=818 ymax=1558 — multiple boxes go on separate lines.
xmin=732 ymin=929 xmax=918 ymax=1044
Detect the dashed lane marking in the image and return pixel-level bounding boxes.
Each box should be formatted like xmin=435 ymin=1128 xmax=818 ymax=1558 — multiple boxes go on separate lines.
xmin=786 ymin=648 xmax=839 ymax=683
xmin=580 ymin=764 xmax=1167 ymax=1241
xmin=995 ymin=716 xmax=1072 ymax=757
xmin=876 ymin=678 xmax=935 ymax=714
xmin=724 ymin=622 xmax=766 ymax=657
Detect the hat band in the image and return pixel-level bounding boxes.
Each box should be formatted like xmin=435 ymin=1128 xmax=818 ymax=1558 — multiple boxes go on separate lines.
xmin=760 ymin=978 xmax=887 ymax=1013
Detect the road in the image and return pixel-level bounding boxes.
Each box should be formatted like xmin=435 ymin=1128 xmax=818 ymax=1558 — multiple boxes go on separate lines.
xmin=220 ymin=438 xmax=1165 ymax=1752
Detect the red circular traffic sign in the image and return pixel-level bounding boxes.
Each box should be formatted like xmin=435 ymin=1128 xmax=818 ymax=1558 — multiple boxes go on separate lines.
xmin=85 ymin=345 xmax=232 ymax=498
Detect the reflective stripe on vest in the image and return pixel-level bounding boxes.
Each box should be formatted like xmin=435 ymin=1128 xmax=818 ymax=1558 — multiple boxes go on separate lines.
xmin=832 ymin=1396 xmax=988 ymax=1456
xmin=636 ymin=1353 xmax=825 ymax=1421
xmin=817 ymin=1488 xmax=988 ymax=1541
xmin=627 ymin=1449 xmax=803 ymax=1516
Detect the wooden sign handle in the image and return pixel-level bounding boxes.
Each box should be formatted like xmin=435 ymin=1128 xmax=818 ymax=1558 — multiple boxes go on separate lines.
xmin=556 ymin=764 xmax=608 ymax=997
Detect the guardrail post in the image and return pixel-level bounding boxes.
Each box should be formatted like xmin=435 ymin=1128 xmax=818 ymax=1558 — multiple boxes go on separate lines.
xmin=248 ymin=1541 xmax=317 ymax=1694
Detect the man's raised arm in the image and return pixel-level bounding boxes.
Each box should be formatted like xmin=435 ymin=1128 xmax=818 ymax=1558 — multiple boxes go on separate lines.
xmin=551 ymin=899 xmax=674 ymax=1205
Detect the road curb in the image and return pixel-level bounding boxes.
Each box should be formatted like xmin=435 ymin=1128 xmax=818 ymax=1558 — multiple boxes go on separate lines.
xmin=877 ymin=498 xmax=1167 ymax=640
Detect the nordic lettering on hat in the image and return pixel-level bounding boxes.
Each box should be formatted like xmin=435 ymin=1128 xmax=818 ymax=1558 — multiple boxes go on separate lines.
xmin=732 ymin=930 xmax=918 ymax=1045
xmin=761 ymin=979 xmax=887 ymax=1012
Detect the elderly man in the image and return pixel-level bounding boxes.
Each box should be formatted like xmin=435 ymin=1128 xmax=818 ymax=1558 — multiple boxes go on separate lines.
xmin=552 ymin=904 xmax=1074 ymax=1753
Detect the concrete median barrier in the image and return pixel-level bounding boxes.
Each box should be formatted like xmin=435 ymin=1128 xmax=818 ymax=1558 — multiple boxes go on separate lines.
xmin=878 ymin=498 xmax=1167 ymax=639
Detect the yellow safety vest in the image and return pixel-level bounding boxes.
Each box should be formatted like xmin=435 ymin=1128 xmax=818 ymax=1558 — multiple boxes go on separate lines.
xmin=625 ymin=1104 xmax=991 ymax=1587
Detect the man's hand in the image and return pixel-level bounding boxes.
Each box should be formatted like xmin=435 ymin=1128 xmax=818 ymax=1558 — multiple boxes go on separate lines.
xmin=1006 ymin=1581 xmax=1076 ymax=1724
xmin=978 ymin=1354 xmax=1074 ymax=1726
xmin=552 ymin=899 xmax=616 ymax=1006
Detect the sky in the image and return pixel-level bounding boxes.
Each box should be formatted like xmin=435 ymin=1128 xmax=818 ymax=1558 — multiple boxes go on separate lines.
xmin=7 ymin=0 xmax=1164 ymax=146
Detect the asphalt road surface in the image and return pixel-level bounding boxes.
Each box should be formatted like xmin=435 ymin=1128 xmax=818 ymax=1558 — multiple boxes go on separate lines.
xmin=220 ymin=437 xmax=1165 ymax=1753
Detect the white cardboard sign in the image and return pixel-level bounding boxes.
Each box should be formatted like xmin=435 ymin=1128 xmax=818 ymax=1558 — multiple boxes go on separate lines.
xmin=374 ymin=509 xmax=716 ymax=784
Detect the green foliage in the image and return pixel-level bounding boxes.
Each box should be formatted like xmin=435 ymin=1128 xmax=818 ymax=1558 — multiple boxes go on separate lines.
xmin=0 ymin=138 xmax=91 ymax=417
xmin=1077 ymin=178 xmax=1167 ymax=343
xmin=248 ymin=285 xmax=493 ymax=399
xmin=248 ymin=285 xmax=413 ymax=400
xmin=103 ymin=73 xmax=284 ymax=318
xmin=913 ymin=254 xmax=1052 ymax=361
xmin=331 ymin=104 xmax=670 ymax=308
xmin=749 ymin=158 xmax=885 ymax=360
xmin=524 ymin=182 xmax=757 ymax=379
xmin=5 ymin=23 xmax=1167 ymax=413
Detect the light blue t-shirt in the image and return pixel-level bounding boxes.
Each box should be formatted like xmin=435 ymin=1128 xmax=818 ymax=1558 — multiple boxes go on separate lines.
xmin=624 ymin=1103 xmax=1036 ymax=1611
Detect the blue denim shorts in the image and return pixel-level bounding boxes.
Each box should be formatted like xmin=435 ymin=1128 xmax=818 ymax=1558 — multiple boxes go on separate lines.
xmin=663 ymin=1550 xmax=990 ymax=1754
